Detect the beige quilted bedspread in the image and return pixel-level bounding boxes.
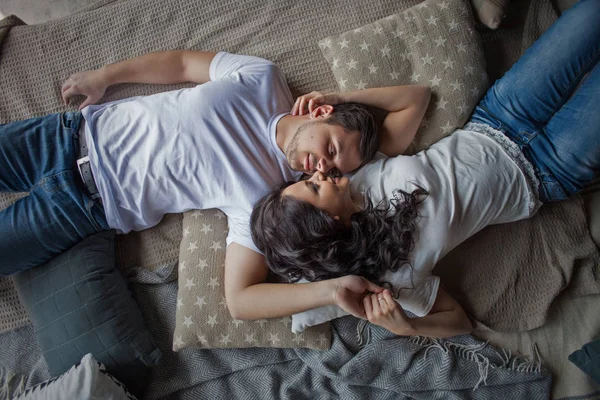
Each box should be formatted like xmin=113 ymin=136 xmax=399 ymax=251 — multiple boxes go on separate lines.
xmin=0 ymin=0 xmax=598 ymax=338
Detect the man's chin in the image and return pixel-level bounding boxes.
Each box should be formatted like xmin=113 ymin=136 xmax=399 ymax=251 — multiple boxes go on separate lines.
xmin=288 ymin=162 xmax=300 ymax=172
xmin=287 ymin=158 xmax=303 ymax=173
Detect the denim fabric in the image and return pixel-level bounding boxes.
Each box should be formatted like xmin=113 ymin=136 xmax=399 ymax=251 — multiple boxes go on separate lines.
xmin=0 ymin=112 xmax=109 ymax=275
xmin=469 ymin=0 xmax=600 ymax=202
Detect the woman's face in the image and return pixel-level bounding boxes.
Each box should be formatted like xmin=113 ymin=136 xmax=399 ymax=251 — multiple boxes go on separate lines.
xmin=282 ymin=171 xmax=356 ymax=223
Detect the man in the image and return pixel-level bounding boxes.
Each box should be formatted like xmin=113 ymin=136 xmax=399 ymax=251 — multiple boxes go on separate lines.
xmin=0 ymin=50 xmax=430 ymax=319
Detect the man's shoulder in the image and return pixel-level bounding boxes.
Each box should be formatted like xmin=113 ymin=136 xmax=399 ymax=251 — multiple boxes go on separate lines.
xmin=213 ymin=52 xmax=280 ymax=78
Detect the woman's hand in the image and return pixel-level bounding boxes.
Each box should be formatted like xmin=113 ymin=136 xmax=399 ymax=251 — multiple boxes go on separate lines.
xmin=331 ymin=275 xmax=384 ymax=319
xmin=291 ymin=91 xmax=344 ymax=116
xmin=364 ymin=289 xmax=414 ymax=335
xmin=61 ymin=69 xmax=109 ymax=110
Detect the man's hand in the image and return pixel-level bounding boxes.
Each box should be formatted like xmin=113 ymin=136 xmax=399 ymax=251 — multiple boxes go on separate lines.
xmin=61 ymin=70 xmax=109 ymax=110
xmin=331 ymin=275 xmax=384 ymax=319
xmin=364 ymin=289 xmax=413 ymax=335
xmin=60 ymin=51 xmax=217 ymax=111
xmin=291 ymin=91 xmax=343 ymax=116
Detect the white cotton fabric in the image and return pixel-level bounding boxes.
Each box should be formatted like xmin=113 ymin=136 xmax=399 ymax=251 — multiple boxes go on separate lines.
xmin=292 ymin=128 xmax=539 ymax=333
xmin=14 ymin=353 xmax=132 ymax=400
xmin=81 ymin=52 xmax=301 ymax=252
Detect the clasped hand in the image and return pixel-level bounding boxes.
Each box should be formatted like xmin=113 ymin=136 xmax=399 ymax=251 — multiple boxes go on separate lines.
xmin=363 ymin=289 xmax=413 ymax=335
xmin=332 ymin=276 xmax=413 ymax=335
xmin=331 ymin=275 xmax=383 ymax=319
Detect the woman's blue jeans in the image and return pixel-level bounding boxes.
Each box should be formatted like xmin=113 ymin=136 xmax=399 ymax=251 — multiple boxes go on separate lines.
xmin=469 ymin=0 xmax=600 ymax=202
xmin=0 ymin=112 xmax=109 ymax=275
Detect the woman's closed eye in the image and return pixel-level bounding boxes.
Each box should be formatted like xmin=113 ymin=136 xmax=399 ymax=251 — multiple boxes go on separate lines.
xmin=305 ymin=181 xmax=319 ymax=194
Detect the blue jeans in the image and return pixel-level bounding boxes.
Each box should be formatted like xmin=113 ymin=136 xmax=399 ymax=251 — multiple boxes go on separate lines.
xmin=469 ymin=0 xmax=600 ymax=202
xmin=0 ymin=112 xmax=109 ymax=275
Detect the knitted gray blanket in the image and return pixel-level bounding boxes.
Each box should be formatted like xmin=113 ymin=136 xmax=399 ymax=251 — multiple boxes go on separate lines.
xmin=0 ymin=264 xmax=552 ymax=399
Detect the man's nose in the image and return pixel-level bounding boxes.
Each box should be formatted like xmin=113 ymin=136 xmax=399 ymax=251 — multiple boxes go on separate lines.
xmin=316 ymin=157 xmax=331 ymax=174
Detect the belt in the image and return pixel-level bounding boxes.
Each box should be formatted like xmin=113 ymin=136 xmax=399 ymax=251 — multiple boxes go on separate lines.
xmin=76 ymin=128 xmax=101 ymax=201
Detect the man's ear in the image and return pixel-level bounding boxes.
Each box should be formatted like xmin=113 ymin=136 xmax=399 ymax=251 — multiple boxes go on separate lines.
xmin=310 ymin=104 xmax=334 ymax=120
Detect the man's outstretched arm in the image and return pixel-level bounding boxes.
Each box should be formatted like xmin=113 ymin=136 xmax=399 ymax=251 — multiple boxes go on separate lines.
xmin=224 ymin=243 xmax=384 ymax=320
xmin=292 ymin=85 xmax=431 ymax=157
xmin=361 ymin=85 xmax=431 ymax=157
xmin=61 ymin=50 xmax=217 ymax=109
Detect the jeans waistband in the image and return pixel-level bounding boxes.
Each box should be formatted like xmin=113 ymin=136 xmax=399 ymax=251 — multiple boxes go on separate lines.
xmin=74 ymin=121 xmax=101 ymax=201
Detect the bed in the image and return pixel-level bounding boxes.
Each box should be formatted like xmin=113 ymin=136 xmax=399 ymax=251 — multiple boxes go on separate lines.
xmin=1 ymin=0 xmax=599 ymax=398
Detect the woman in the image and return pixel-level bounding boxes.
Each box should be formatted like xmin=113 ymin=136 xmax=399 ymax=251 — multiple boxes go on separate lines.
xmin=251 ymin=0 xmax=600 ymax=338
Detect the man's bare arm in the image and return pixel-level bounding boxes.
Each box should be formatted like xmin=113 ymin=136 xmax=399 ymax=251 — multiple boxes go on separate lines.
xmin=62 ymin=50 xmax=217 ymax=109
xmin=337 ymin=86 xmax=431 ymax=157
xmin=224 ymin=243 xmax=383 ymax=320
xmin=292 ymin=85 xmax=431 ymax=158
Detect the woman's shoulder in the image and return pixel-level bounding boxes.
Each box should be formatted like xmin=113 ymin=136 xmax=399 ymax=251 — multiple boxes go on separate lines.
xmin=355 ymin=151 xmax=432 ymax=183
xmin=349 ymin=153 xmax=434 ymax=208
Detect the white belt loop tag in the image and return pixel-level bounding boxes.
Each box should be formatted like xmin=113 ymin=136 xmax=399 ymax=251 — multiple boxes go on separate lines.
xmin=77 ymin=155 xmax=90 ymax=175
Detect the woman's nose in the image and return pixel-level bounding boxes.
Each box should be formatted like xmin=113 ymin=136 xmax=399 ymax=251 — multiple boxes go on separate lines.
xmin=311 ymin=171 xmax=325 ymax=181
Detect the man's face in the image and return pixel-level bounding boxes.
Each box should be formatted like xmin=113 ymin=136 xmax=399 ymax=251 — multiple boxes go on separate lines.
xmin=285 ymin=120 xmax=363 ymax=175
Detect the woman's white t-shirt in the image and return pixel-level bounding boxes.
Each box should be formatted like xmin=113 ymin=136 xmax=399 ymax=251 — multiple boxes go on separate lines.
xmin=291 ymin=124 xmax=541 ymax=333
xmin=350 ymin=126 xmax=541 ymax=317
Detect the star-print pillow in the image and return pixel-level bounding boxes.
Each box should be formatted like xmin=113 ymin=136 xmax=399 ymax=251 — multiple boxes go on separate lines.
xmin=173 ymin=209 xmax=330 ymax=350
xmin=318 ymin=0 xmax=488 ymax=153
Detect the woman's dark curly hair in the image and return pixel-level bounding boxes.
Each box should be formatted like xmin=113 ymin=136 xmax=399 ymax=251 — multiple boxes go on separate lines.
xmin=251 ymin=181 xmax=428 ymax=283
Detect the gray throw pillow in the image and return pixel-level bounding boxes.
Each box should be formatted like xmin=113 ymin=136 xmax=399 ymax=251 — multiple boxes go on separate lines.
xmin=174 ymin=209 xmax=331 ymax=350
xmin=318 ymin=0 xmax=488 ymax=153
xmin=13 ymin=231 xmax=162 ymax=394
xmin=569 ymin=337 xmax=600 ymax=385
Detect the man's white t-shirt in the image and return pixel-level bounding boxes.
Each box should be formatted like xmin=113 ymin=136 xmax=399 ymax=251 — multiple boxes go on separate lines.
xmin=291 ymin=125 xmax=541 ymax=333
xmin=81 ymin=52 xmax=301 ymax=252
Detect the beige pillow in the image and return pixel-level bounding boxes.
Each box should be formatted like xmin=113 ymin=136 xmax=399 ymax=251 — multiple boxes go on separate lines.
xmin=471 ymin=0 xmax=509 ymax=30
xmin=318 ymin=0 xmax=488 ymax=153
xmin=173 ymin=209 xmax=331 ymax=350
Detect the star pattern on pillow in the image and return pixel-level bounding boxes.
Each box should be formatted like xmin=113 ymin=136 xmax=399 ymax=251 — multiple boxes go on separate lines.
xmin=318 ymin=0 xmax=488 ymax=153
xmin=209 ymin=241 xmax=223 ymax=251
xmin=200 ymin=224 xmax=212 ymax=234
xmin=187 ymin=241 xmax=198 ymax=253
xmin=219 ymin=334 xmax=232 ymax=345
xmin=197 ymin=334 xmax=209 ymax=345
xmin=207 ymin=314 xmax=218 ymax=328
xmin=184 ymin=278 xmax=196 ymax=290
xmin=173 ymin=209 xmax=331 ymax=351
xmin=268 ymin=333 xmax=281 ymax=345
xmin=191 ymin=210 xmax=203 ymax=219
xmin=183 ymin=316 xmax=194 ymax=328
xmin=207 ymin=277 xmax=220 ymax=289
xmin=292 ymin=334 xmax=305 ymax=344
xmin=195 ymin=296 xmax=207 ymax=309
xmin=244 ymin=333 xmax=257 ymax=344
